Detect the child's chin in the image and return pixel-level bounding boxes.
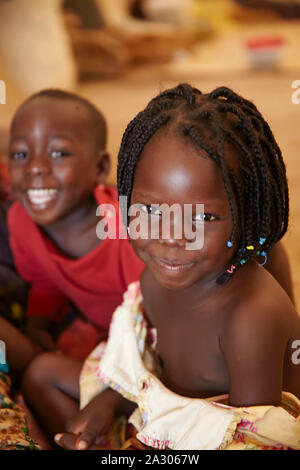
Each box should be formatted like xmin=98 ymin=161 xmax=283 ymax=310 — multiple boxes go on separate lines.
xmin=24 ymin=205 xmax=60 ymax=226
xmin=152 ymin=270 xmax=195 ymax=291
xmin=22 ymin=193 xmax=60 ymax=225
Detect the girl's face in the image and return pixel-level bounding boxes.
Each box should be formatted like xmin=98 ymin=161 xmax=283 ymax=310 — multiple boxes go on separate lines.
xmin=130 ymin=133 xmax=237 ymax=291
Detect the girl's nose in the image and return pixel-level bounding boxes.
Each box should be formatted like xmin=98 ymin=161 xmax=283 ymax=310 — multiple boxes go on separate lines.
xmin=157 ymin=217 xmax=186 ymax=248
xmin=158 ymin=236 xmax=186 ymax=248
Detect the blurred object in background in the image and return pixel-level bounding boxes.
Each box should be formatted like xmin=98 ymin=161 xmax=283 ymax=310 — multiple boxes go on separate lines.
xmin=244 ymin=36 xmax=286 ymax=69
xmin=234 ymin=0 xmax=300 ymax=20
xmin=64 ymin=0 xmax=105 ymax=29
xmin=63 ymin=5 xmax=130 ymax=79
xmin=0 ymin=0 xmax=77 ymax=169
xmin=0 ymin=0 xmax=77 ymax=96
xmin=63 ymin=0 xmax=212 ymax=80
xmin=163 ymin=0 xmax=300 ymax=79
xmin=140 ymin=0 xmax=194 ymax=27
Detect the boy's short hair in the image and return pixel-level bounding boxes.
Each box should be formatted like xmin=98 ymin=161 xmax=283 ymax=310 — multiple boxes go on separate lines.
xmin=12 ymin=89 xmax=107 ymax=150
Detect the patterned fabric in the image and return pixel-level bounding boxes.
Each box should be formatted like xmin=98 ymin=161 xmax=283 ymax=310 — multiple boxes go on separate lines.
xmin=80 ymin=282 xmax=300 ymax=450
xmin=0 ymin=372 xmax=39 ymax=450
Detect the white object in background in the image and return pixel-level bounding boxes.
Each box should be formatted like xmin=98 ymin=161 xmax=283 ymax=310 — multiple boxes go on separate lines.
xmin=244 ymin=37 xmax=286 ymax=69
xmin=0 ymin=0 xmax=77 ymax=95
xmin=143 ymin=0 xmax=194 ymax=27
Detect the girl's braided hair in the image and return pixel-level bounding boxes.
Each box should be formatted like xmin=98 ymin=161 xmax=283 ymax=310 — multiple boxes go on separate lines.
xmin=117 ymin=83 xmax=289 ymax=284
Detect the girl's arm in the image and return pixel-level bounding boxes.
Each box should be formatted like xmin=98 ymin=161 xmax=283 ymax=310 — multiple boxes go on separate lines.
xmin=220 ymin=300 xmax=290 ymax=407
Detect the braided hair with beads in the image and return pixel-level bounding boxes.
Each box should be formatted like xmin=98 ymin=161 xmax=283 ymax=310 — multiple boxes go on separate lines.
xmin=117 ymin=83 xmax=289 ymax=285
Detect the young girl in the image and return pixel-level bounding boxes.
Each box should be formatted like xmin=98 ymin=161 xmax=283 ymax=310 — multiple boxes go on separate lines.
xmin=57 ymin=83 xmax=300 ymax=450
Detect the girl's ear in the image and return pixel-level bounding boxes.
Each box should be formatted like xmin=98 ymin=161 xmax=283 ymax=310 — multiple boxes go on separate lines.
xmin=96 ymin=150 xmax=111 ymax=183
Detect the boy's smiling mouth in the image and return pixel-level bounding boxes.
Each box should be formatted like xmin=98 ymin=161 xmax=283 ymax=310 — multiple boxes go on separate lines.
xmin=26 ymin=188 xmax=59 ymax=209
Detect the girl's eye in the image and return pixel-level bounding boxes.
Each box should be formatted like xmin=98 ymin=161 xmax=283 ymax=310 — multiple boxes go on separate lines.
xmin=140 ymin=204 xmax=161 ymax=216
xmin=10 ymin=151 xmax=27 ymax=160
xmin=50 ymin=150 xmax=71 ymax=158
xmin=194 ymin=213 xmax=216 ymax=222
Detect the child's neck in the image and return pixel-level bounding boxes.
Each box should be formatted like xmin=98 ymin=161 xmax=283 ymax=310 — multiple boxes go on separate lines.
xmin=42 ymin=196 xmax=100 ymax=258
xmin=161 ymin=261 xmax=254 ymax=304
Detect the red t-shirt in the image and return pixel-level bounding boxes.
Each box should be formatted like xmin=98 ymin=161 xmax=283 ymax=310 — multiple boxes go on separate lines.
xmin=7 ymin=186 xmax=144 ymax=341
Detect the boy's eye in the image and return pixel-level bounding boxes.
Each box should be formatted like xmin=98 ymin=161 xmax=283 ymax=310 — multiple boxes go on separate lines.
xmin=140 ymin=204 xmax=162 ymax=216
xmin=10 ymin=151 xmax=27 ymax=160
xmin=50 ymin=150 xmax=71 ymax=158
xmin=194 ymin=213 xmax=216 ymax=222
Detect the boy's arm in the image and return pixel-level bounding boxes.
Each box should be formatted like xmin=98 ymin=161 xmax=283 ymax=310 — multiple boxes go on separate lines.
xmin=0 ymin=316 xmax=41 ymax=371
xmin=25 ymin=315 xmax=56 ymax=352
xmin=220 ymin=301 xmax=290 ymax=407
xmin=264 ymin=241 xmax=295 ymax=304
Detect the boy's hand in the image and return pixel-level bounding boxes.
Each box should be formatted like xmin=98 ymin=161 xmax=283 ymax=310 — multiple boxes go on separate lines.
xmin=26 ymin=325 xmax=56 ymax=352
xmin=26 ymin=316 xmax=56 ymax=352
xmin=56 ymin=388 xmax=126 ymax=450
xmin=54 ymin=433 xmax=107 ymax=450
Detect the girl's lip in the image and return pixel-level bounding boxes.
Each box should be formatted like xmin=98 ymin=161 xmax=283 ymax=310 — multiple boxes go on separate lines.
xmin=153 ymin=256 xmax=195 ymax=273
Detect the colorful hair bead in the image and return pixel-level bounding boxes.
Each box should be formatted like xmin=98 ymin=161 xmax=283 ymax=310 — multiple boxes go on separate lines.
xmin=259 ymin=237 xmax=266 ymax=245
xmin=227 ymin=265 xmax=236 ymax=274
xmin=259 ymin=251 xmax=267 ymax=266
xmin=246 ymin=245 xmax=254 ymax=250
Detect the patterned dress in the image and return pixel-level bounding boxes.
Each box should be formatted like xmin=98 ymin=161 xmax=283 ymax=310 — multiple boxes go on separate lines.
xmin=0 ymin=371 xmax=39 ymax=450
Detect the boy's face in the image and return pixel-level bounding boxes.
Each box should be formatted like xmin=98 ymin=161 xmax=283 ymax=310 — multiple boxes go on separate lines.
xmin=8 ymin=98 xmax=108 ymax=226
xmin=130 ymin=133 xmax=237 ymax=291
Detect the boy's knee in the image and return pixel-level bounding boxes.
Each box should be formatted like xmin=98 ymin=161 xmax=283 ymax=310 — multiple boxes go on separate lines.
xmin=22 ymin=352 xmax=59 ymax=393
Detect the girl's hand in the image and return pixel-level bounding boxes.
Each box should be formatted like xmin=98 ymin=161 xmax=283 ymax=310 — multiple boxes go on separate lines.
xmin=55 ymin=388 xmax=130 ymax=450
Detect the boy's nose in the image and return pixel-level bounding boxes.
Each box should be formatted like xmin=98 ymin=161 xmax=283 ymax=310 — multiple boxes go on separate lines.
xmin=26 ymin=155 xmax=51 ymax=176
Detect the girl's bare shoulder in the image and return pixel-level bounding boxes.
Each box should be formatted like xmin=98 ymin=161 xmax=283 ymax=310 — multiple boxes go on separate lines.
xmin=220 ymin=261 xmax=300 ymax=405
xmin=224 ymin=260 xmax=300 ymax=345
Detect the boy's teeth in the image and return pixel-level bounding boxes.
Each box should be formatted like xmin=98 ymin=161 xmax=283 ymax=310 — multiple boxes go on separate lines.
xmin=27 ymin=189 xmax=58 ymax=205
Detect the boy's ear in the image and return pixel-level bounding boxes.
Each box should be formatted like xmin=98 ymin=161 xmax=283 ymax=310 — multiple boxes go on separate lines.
xmin=96 ymin=150 xmax=110 ymax=183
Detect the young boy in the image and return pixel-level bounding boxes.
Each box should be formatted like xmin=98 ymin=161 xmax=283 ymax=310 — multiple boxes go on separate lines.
xmin=6 ymin=89 xmax=144 ymax=361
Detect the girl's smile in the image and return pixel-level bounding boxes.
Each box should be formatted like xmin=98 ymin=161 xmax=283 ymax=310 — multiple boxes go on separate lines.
xmin=130 ymin=132 xmax=237 ymax=290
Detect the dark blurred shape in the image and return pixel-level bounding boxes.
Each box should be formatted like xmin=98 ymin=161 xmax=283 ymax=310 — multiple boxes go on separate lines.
xmin=0 ymin=201 xmax=28 ymax=329
xmin=130 ymin=0 xmax=146 ymax=19
xmin=64 ymin=0 xmax=104 ymax=29
xmin=235 ymin=0 xmax=300 ymax=18
xmin=63 ymin=12 xmax=129 ymax=79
